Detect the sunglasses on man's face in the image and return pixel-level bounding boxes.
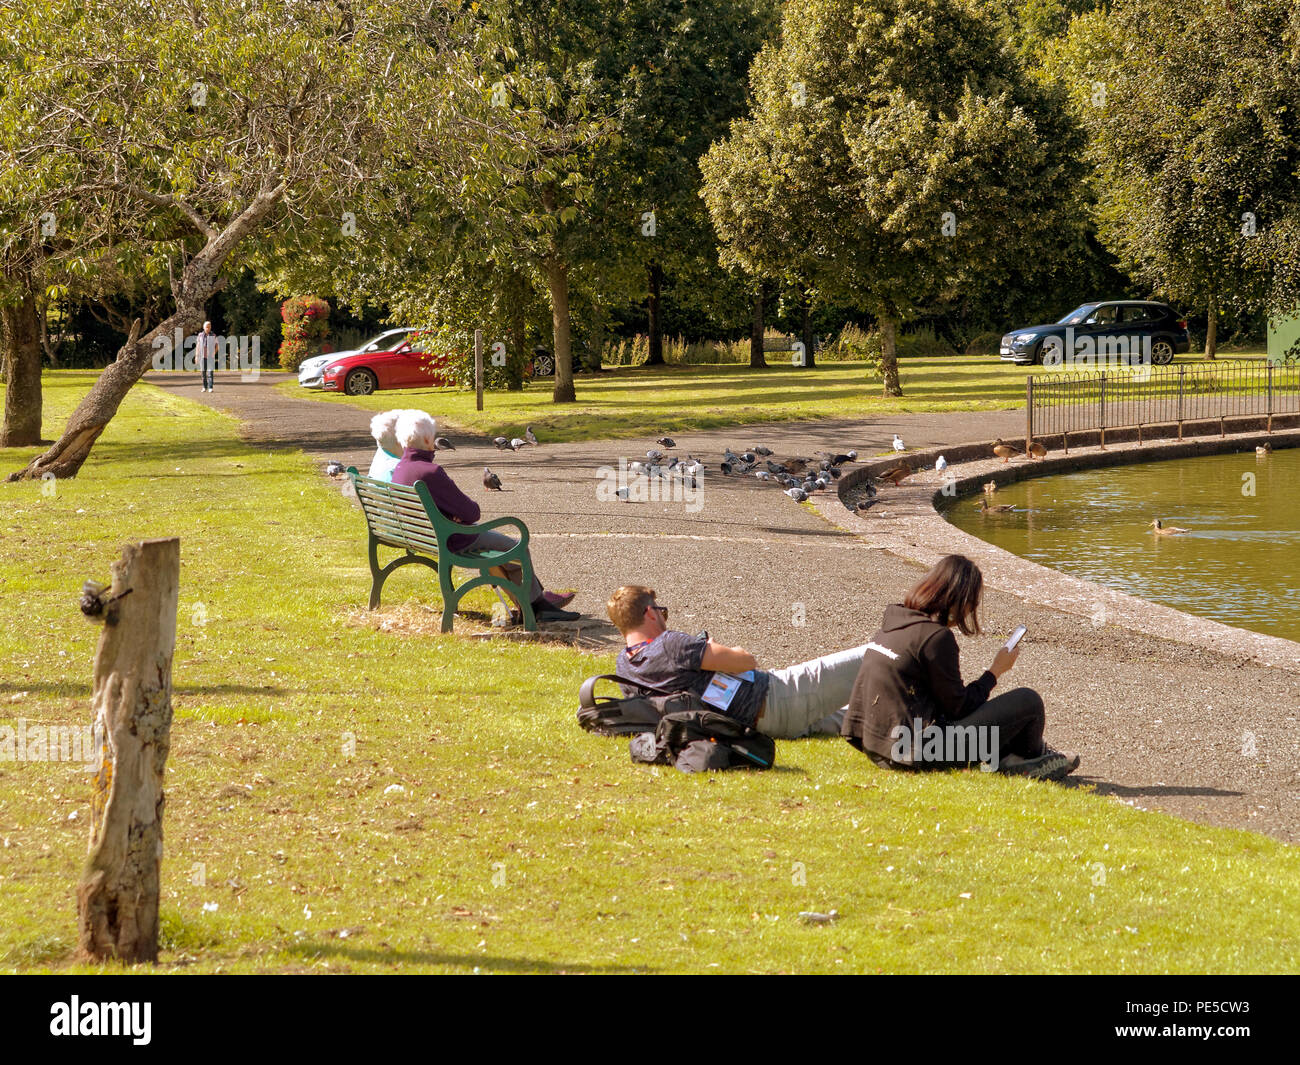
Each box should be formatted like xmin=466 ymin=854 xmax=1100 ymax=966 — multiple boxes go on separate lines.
xmin=649 ymin=603 xmax=668 ymax=621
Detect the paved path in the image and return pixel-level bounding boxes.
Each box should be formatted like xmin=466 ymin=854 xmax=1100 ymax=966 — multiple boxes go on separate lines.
xmin=153 ymin=371 xmax=1300 ymax=843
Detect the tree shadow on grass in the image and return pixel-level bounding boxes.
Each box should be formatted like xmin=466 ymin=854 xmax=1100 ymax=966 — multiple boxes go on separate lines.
xmin=1065 ymin=777 xmax=1244 ymax=798
xmin=0 ymin=681 xmax=291 ymax=697
xmin=285 ymin=940 xmax=654 ymax=973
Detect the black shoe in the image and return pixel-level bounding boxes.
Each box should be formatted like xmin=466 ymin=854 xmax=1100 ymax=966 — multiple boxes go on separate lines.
xmin=998 ymin=750 xmax=1075 ymax=780
xmin=534 ymin=605 xmax=580 ymax=622
xmin=1041 ymin=748 xmax=1081 ymax=781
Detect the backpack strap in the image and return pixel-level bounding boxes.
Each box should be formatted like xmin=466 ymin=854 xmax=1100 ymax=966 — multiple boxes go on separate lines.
xmin=579 ymin=673 xmax=674 ymax=707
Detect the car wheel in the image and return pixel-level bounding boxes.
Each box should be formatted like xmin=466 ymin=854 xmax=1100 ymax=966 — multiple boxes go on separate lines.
xmin=532 ymin=354 xmax=555 ymax=378
xmin=345 ymin=369 xmax=378 ymax=396
xmin=1151 ymin=339 xmax=1174 ymax=366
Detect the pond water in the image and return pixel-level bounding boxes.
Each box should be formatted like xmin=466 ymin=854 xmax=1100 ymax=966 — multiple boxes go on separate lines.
xmin=942 ymin=445 xmax=1300 ymax=643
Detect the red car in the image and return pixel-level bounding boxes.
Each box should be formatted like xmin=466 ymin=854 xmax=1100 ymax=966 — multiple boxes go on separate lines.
xmin=319 ymin=334 xmax=453 ymax=395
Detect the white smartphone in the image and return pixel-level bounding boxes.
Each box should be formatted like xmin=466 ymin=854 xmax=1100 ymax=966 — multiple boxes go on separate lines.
xmin=1004 ymin=625 xmax=1028 ymax=652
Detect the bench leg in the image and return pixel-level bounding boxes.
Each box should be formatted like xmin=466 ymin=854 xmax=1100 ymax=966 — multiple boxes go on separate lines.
xmin=367 ymin=536 xmax=383 ymax=610
xmin=439 ymin=565 xmax=459 ymax=633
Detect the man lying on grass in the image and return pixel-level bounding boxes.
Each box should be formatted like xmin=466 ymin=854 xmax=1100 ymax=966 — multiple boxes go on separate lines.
xmin=606 ymin=585 xmax=864 ymax=739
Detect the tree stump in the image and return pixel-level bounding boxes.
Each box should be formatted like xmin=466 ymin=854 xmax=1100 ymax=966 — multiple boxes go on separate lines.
xmin=77 ymin=537 xmax=180 ymax=963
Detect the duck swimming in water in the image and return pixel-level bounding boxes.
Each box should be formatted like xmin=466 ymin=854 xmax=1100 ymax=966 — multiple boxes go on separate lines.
xmin=1148 ymin=518 xmax=1189 ymax=535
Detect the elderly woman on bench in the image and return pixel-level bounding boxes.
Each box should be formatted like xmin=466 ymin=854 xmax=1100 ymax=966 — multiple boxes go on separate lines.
xmin=390 ymin=411 xmax=579 ymax=622
xmin=367 ymin=409 xmax=410 ymax=482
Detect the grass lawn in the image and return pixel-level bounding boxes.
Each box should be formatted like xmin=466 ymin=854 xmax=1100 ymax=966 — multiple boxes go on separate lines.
xmin=2 ymin=371 xmax=1297 ymax=973
xmin=276 ymin=351 xmax=1265 ymax=443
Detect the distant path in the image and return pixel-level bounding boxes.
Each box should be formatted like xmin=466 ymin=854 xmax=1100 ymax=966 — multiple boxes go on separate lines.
xmin=152 ymin=370 xmax=1300 ymax=843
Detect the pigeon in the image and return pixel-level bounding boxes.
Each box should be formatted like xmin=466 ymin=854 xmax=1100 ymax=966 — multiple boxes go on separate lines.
xmin=615 ymin=486 xmax=631 ymax=501
xmin=656 ymin=436 xmax=676 ymax=448
xmin=862 ymin=482 xmax=877 ymax=498
xmin=855 ymin=499 xmax=876 ymax=512
xmin=525 ymin=425 xmax=539 ymax=446
xmin=785 ymin=487 xmax=808 ymax=502
xmin=935 ymin=455 xmax=947 ymax=472
xmin=483 ymin=467 xmax=502 ymax=490
xmin=628 ymin=461 xmax=646 ymax=476
xmin=828 ymin=467 xmax=842 ymax=479
xmin=751 ymin=445 xmax=774 ymax=457
xmin=434 ymin=437 xmax=456 ymax=451
xmin=326 ymin=460 xmax=344 ymax=477
xmin=509 ymin=437 xmax=528 ymax=450
xmin=493 ymin=436 xmax=511 ymax=450
xmin=765 ymin=460 xmax=785 ymax=475
xmin=720 ymin=461 xmax=732 ymax=475
xmin=893 ymin=434 xmax=905 ymax=452
xmin=646 ymin=449 xmax=665 ymax=463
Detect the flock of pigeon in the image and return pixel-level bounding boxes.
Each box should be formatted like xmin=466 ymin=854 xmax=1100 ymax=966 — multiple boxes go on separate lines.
xmin=329 ymin=422 xmax=1052 ymax=514
xmin=601 ymin=431 xmax=937 ymax=512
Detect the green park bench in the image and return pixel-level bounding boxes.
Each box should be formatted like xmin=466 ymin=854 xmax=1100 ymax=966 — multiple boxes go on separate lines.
xmin=346 ymin=467 xmax=538 ymax=632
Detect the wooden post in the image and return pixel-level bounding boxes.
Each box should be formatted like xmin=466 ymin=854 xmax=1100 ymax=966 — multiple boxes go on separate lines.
xmin=77 ymin=537 xmax=180 ymax=963
xmin=474 ymin=329 xmax=484 ymax=412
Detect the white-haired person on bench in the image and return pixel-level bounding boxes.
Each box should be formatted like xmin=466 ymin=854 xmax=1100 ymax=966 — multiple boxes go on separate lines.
xmin=368 ymin=409 xmax=408 ymax=482
xmin=389 ymin=410 xmax=579 ymax=622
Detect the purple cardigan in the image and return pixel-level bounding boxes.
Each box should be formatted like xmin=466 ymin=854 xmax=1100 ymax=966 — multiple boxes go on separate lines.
xmin=391 ymin=448 xmax=481 ymax=552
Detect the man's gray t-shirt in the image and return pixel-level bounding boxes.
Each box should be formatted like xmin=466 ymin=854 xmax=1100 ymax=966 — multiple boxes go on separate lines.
xmin=615 ymin=630 xmax=769 ymax=727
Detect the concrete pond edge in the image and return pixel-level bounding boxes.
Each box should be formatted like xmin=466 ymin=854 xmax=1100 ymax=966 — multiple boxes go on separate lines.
xmin=826 ymin=424 xmax=1300 ymax=675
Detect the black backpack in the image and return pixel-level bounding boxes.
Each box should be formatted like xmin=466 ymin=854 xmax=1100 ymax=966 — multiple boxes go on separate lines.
xmin=577 ymin=675 xmax=776 ymax=772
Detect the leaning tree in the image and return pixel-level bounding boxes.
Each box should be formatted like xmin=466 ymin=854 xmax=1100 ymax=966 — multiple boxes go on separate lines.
xmin=2 ymin=0 xmax=532 ymax=479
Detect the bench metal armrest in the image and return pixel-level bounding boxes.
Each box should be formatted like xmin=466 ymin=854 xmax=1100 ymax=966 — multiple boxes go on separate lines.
xmin=457 ymin=514 xmax=530 ymax=548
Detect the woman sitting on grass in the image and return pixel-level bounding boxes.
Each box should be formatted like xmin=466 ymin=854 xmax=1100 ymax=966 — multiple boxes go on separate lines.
xmin=842 ymin=554 xmax=1080 ymax=780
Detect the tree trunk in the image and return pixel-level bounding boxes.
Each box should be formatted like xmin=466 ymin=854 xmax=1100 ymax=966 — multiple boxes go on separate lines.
xmin=506 ymin=270 xmax=527 ymax=391
xmin=38 ymin=296 xmax=62 ymax=368
xmin=544 ymin=256 xmax=576 ymax=403
xmin=8 ymin=182 xmax=285 ymax=480
xmin=800 ymin=289 xmax=816 ymax=369
xmin=77 ymin=537 xmax=180 ymax=963
xmin=879 ymin=315 xmax=903 ymax=396
xmin=644 ymin=261 xmax=664 ymax=366
xmin=1 ymin=282 xmax=43 ymax=447
xmin=1204 ymin=292 xmax=1218 ymax=360
xmin=749 ymin=286 xmax=767 ymax=368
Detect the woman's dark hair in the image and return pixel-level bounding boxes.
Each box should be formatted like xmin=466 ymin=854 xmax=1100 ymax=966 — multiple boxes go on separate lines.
xmin=904 ymin=554 xmax=983 ymax=635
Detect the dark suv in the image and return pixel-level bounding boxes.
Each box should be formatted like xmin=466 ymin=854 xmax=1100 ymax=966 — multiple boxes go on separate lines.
xmin=1000 ymin=301 xmax=1190 ymax=366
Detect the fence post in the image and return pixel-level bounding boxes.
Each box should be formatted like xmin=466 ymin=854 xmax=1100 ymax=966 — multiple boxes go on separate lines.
xmin=1025 ymin=375 xmax=1034 ymax=453
xmin=1098 ymin=372 xmax=1107 ymax=448
xmin=1267 ymin=361 xmax=1274 ymax=433
xmin=1177 ymin=366 xmax=1185 ymax=439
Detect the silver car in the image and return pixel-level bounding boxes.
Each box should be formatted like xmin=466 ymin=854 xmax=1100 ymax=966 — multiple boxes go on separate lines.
xmin=297 ymin=327 xmax=418 ymax=388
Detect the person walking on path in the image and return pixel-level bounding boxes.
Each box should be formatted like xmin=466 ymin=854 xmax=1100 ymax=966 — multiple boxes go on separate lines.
xmin=196 ymin=321 xmax=220 ymax=392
